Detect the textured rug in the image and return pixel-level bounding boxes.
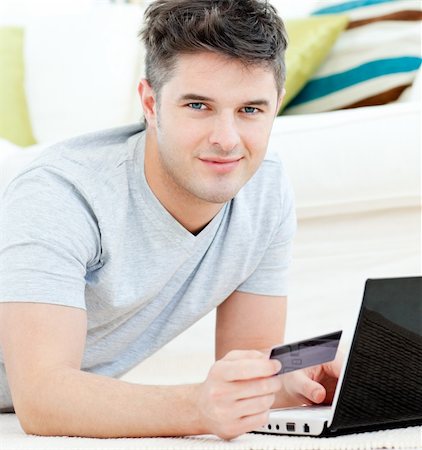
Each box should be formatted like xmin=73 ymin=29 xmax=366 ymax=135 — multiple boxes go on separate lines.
xmin=0 ymin=414 xmax=421 ymax=450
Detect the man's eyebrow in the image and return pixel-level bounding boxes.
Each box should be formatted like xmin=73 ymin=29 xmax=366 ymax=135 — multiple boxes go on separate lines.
xmin=240 ymin=98 xmax=271 ymax=107
xmin=178 ymin=94 xmax=214 ymax=103
xmin=177 ymin=94 xmax=271 ymax=107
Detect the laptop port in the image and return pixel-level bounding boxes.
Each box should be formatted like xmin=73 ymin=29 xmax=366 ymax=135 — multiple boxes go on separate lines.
xmin=303 ymin=423 xmax=310 ymax=433
xmin=286 ymin=422 xmax=296 ymax=432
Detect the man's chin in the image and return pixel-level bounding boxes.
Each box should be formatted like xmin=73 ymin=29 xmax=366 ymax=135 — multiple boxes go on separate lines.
xmin=181 ymin=174 xmax=248 ymax=204
xmin=195 ymin=188 xmax=240 ymax=204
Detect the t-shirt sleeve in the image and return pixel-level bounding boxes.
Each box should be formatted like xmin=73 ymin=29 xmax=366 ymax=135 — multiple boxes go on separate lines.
xmin=0 ymin=167 xmax=101 ymax=309
xmin=236 ymin=169 xmax=297 ymax=297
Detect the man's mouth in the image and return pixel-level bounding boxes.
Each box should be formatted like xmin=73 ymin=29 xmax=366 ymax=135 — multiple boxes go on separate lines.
xmin=200 ymin=157 xmax=243 ymax=164
xmin=198 ymin=157 xmax=244 ymax=174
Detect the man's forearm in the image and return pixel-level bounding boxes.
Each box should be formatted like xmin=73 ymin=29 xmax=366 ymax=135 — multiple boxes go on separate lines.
xmin=21 ymin=368 xmax=207 ymax=438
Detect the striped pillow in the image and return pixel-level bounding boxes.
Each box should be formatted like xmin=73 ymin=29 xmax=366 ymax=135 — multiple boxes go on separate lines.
xmin=283 ymin=0 xmax=422 ymax=114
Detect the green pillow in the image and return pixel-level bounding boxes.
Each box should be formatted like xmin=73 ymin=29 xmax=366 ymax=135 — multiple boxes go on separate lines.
xmin=280 ymin=15 xmax=349 ymax=112
xmin=0 ymin=27 xmax=36 ymax=147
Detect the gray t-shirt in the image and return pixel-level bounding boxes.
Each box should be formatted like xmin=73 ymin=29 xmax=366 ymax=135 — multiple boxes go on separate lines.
xmin=0 ymin=124 xmax=296 ymax=411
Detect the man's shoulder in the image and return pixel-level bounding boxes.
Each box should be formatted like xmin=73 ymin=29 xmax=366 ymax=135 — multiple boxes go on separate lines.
xmin=36 ymin=123 xmax=145 ymax=168
xmin=55 ymin=123 xmax=145 ymax=151
xmin=7 ymin=124 xmax=145 ymax=190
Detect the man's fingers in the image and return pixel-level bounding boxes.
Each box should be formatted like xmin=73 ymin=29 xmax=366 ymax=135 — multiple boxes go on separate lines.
xmin=284 ymin=370 xmax=327 ymax=404
xmin=218 ymin=358 xmax=281 ymax=382
xmin=236 ymin=377 xmax=282 ymax=400
xmin=199 ymin=350 xmax=285 ymax=439
xmin=234 ymin=376 xmax=282 ymax=400
xmin=238 ymin=410 xmax=271 ymax=436
xmin=222 ymin=349 xmax=267 ymax=361
xmin=299 ymin=375 xmax=326 ymax=404
xmin=322 ymin=350 xmax=344 ymax=378
xmin=235 ymin=393 xmax=276 ymax=417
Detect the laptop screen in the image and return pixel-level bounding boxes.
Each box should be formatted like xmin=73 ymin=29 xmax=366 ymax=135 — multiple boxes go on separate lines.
xmin=331 ymin=277 xmax=422 ymax=432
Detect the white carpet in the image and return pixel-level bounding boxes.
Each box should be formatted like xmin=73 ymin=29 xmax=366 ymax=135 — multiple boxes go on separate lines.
xmin=1 ymin=414 xmax=421 ymax=450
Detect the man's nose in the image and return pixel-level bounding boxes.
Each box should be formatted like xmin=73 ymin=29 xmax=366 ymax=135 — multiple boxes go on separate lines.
xmin=208 ymin=114 xmax=241 ymax=153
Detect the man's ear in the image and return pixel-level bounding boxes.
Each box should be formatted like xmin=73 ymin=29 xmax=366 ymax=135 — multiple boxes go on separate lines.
xmin=276 ymin=88 xmax=286 ymax=115
xmin=138 ymin=79 xmax=158 ymax=128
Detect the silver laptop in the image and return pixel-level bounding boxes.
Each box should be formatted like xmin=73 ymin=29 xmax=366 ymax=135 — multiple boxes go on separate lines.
xmin=254 ymin=276 xmax=422 ymax=437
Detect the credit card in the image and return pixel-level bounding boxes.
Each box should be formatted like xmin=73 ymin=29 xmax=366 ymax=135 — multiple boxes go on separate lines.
xmin=270 ymin=330 xmax=342 ymax=375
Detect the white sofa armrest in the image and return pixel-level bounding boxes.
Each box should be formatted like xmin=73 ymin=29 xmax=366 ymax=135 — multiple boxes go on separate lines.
xmin=269 ymin=102 xmax=421 ymax=219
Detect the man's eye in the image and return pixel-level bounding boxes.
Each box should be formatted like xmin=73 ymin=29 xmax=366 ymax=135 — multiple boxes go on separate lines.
xmin=243 ymin=106 xmax=259 ymax=114
xmin=188 ymin=103 xmax=206 ymax=110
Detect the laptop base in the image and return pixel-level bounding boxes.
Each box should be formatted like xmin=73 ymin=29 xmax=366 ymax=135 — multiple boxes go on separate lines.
xmin=251 ymin=417 xmax=422 ymax=438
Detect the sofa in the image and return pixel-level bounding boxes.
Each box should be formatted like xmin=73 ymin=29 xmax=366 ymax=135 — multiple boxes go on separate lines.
xmin=1 ymin=1 xmax=420 ymax=215
xmin=0 ymin=1 xmax=421 ymax=448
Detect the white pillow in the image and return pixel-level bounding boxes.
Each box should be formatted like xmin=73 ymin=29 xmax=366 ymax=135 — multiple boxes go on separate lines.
xmin=269 ymin=102 xmax=421 ymax=218
xmin=23 ymin=4 xmax=145 ymax=144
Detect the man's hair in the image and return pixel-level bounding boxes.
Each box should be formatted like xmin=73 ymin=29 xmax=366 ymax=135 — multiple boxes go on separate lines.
xmin=139 ymin=0 xmax=288 ymax=99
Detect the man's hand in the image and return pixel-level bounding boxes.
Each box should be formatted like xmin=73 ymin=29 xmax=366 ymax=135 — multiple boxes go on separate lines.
xmin=274 ymin=351 xmax=344 ymax=408
xmin=197 ymin=350 xmax=282 ymax=440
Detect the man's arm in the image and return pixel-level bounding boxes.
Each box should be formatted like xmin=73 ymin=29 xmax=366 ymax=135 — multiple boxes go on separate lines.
xmin=0 ymin=302 xmax=207 ymax=437
xmin=0 ymin=302 xmax=281 ymax=439
xmin=215 ymin=291 xmax=287 ymax=360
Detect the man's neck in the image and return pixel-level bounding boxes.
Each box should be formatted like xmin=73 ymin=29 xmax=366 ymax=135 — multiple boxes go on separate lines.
xmin=143 ymin=131 xmax=225 ymax=235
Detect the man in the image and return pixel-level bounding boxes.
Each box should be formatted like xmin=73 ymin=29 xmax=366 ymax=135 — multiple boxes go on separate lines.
xmin=0 ymin=0 xmax=341 ymax=440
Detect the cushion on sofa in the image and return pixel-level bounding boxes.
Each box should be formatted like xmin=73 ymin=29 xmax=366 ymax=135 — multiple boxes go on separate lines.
xmin=284 ymin=0 xmax=422 ymax=114
xmin=280 ymin=14 xmax=349 ymax=110
xmin=0 ymin=27 xmax=36 ymax=147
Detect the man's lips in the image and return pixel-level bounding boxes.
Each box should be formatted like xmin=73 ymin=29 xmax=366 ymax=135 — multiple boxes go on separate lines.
xmin=199 ymin=157 xmax=243 ymax=164
xmin=198 ymin=156 xmax=244 ymax=173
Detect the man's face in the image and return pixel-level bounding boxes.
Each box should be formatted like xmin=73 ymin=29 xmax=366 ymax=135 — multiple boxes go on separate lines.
xmin=143 ymin=51 xmax=283 ymax=206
